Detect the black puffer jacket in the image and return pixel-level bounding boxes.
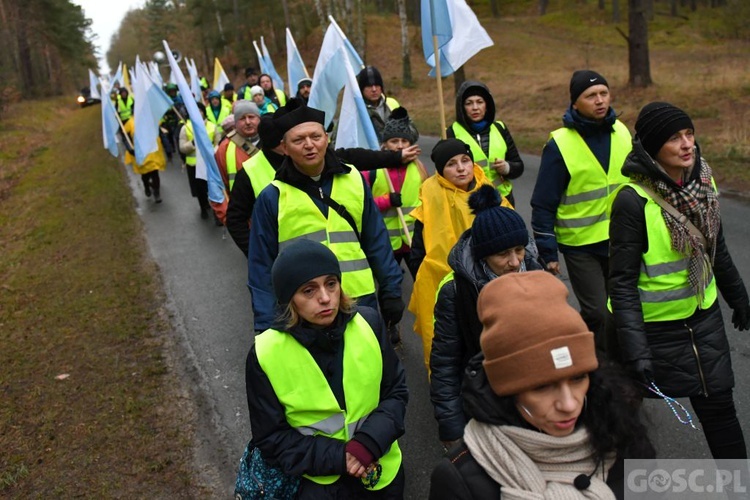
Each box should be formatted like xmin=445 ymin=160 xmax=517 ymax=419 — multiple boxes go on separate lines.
xmin=429 ymin=230 xmax=541 ymax=441
xmin=608 ymin=140 xmax=749 ymax=397
xmin=245 ymin=306 xmax=408 ymax=498
xmin=446 ymin=81 xmax=524 ymax=184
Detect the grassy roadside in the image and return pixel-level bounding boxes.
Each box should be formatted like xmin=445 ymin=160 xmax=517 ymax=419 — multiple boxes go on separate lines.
xmin=0 ymin=100 xmax=208 ymax=496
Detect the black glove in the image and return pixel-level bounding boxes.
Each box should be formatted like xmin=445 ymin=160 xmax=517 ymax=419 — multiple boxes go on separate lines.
xmin=389 ymin=192 xmax=403 ymax=208
xmin=732 ymin=303 xmax=750 ymax=331
xmin=379 ymin=296 xmax=405 ymax=327
xmin=627 ymin=358 xmax=655 ymax=387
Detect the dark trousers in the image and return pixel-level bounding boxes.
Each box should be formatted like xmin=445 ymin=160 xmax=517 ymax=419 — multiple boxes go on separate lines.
xmin=691 ymin=390 xmax=747 ymax=459
xmin=563 ymin=252 xmax=609 ymax=353
xmin=185 ymin=166 xmax=209 ymax=211
xmin=140 ymin=170 xmax=160 ymax=195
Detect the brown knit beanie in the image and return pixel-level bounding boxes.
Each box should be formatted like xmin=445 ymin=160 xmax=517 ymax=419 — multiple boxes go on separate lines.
xmin=477 ymin=270 xmax=598 ymax=396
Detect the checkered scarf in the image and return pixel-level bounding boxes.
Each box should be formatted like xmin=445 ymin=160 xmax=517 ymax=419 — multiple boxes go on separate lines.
xmin=632 ymin=157 xmax=720 ymax=302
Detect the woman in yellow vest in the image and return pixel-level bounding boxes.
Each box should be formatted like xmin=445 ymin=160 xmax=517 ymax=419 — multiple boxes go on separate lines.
xmin=610 ymin=102 xmax=750 ymax=459
xmin=123 ymin=118 xmax=166 ymax=203
xmin=446 ymin=81 xmax=524 ymax=207
xmin=246 ymin=239 xmax=407 ymax=498
xmin=408 ymin=139 xmax=510 ymax=371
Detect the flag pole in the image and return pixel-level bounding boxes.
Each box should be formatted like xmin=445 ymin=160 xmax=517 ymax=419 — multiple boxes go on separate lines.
xmin=113 ymin=111 xmax=135 ymax=151
xmin=287 ymin=28 xmax=310 ymax=78
xmin=430 ymin=0 xmax=447 ymax=139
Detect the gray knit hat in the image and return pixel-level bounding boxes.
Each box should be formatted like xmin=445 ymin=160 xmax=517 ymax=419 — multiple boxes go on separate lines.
xmin=233 ymin=100 xmax=261 ymax=122
xmin=382 ymin=107 xmax=419 ymax=145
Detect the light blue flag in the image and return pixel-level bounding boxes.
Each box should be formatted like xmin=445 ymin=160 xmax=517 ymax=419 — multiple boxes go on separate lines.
xmin=111 ymin=62 xmax=123 ymax=88
xmin=308 ymin=19 xmax=365 ymax=129
xmin=333 ymin=56 xmax=379 ymax=150
xmin=421 ymin=0 xmax=493 ymax=77
xmin=163 ymin=41 xmax=225 ymax=204
xmin=327 ymin=16 xmax=363 ymax=68
xmin=261 ymin=36 xmax=285 ymax=93
xmin=133 ymin=60 xmax=173 ymax=164
xmin=100 ymin=80 xmax=120 ymax=157
xmin=286 ymin=28 xmax=308 ymax=93
xmin=89 ymin=69 xmax=101 ymax=99
xmin=186 ymin=58 xmax=202 ymax=102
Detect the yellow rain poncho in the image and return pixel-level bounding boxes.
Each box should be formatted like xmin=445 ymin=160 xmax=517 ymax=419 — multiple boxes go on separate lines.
xmin=123 ymin=119 xmax=167 ymax=175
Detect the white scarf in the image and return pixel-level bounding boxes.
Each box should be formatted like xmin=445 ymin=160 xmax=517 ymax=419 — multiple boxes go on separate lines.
xmin=463 ymin=419 xmax=616 ymax=500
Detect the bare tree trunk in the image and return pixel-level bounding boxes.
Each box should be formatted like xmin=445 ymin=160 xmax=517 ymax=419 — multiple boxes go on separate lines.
xmin=313 ymin=0 xmax=327 ymax=35
xmin=17 ymin=13 xmax=34 ymax=92
xmin=453 ymin=66 xmax=465 ymax=96
xmin=490 ymin=0 xmax=499 ymax=17
xmin=398 ymin=0 xmax=411 ymax=86
xmin=355 ymin=0 xmax=365 ymax=62
xmin=627 ymin=0 xmax=652 ymax=87
xmin=599 ymin=0 xmax=605 ymax=8
xmin=613 ymin=0 xmax=621 ymax=21
xmin=344 ymin=0 xmax=354 ymax=38
xmin=670 ymin=0 xmax=678 ymax=15
xmin=539 ymin=0 xmax=550 ymax=15
xmin=645 ymin=0 xmax=654 ymax=20
xmin=281 ymin=0 xmax=291 ymax=28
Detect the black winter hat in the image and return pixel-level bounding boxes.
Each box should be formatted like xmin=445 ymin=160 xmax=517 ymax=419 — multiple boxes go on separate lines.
xmin=272 ymin=239 xmax=341 ymax=306
xmin=297 ymin=78 xmax=312 ymax=91
xmin=469 ymin=185 xmax=528 ymax=260
xmin=431 ymin=138 xmax=473 ymax=175
xmin=357 ymin=66 xmax=384 ymax=91
xmin=273 ymin=99 xmax=325 ymax=136
xmin=382 ymin=107 xmax=419 ymax=145
xmin=258 ymin=114 xmax=283 ymax=149
xmin=569 ymin=70 xmax=608 ymax=104
xmin=635 ymin=101 xmax=694 ymax=159
xmin=223 ymin=83 xmax=235 ymax=91
xmin=245 ymin=67 xmax=258 ymax=77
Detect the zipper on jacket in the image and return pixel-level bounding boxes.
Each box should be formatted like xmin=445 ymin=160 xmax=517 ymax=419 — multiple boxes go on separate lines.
xmin=687 ymin=323 xmax=709 ymax=396
xmin=318 ymin=186 xmax=324 ymax=199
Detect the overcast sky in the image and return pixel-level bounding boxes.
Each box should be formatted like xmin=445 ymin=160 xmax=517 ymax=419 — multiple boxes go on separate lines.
xmin=72 ymin=0 xmax=144 ymax=74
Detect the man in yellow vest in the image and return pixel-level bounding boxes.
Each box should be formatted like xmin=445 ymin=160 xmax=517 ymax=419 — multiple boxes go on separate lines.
xmin=357 ymin=66 xmax=400 ymax=143
xmin=530 ymin=70 xmax=631 ymax=352
xmin=248 ymin=101 xmax=405 ymax=333
xmin=238 ymin=66 xmax=260 ymax=100
xmin=222 ymin=82 xmax=237 ymax=107
xmin=117 ymin=87 xmax=134 ymax=123
xmin=212 ymin=100 xmax=260 ymax=224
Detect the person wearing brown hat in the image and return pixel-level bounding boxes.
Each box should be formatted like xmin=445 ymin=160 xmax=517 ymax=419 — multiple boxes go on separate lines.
xmin=357 ymin=66 xmax=401 ymax=142
xmin=407 ymin=138 xmax=511 ymax=370
xmin=430 ymin=185 xmax=541 ymax=449
xmin=245 ymin=239 xmax=408 ymax=499
xmin=447 ymin=81 xmax=525 ymax=207
xmin=609 ymin=102 xmax=750 ymax=460
xmin=248 ymin=100 xmax=405 ymax=335
xmin=530 ymin=69 xmax=631 ymax=354
xmin=429 ymin=270 xmax=655 ymax=499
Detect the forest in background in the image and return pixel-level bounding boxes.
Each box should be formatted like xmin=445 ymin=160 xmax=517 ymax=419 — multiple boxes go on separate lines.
xmin=0 ymin=0 xmax=97 ymax=106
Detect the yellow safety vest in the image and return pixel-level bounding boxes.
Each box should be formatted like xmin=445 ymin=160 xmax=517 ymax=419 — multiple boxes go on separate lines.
xmin=450 ymin=121 xmax=511 ymax=197
xmin=273 ymin=169 xmax=376 ymax=298
xmin=242 ymin=151 xmax=276 ymax=198
xmin=552 ymin=120 xmax=631 ymax=246
xmin=184 ymin=120 xmax=217 ymax=166
xmin=117 ymin=95 xmax=134 ymax=122
xmin=371 ymin=163 xmax=421 ymax=250
xmin=274 ymin=88 xmax=287 ymax=107
xmin=207 ymin=102 xmax=231 ymax=135
xmin=255 ymin=313 xmax=402 ymax=489
xmin=620 ymin=183 xmax=717 ymax=322
xmin=385 ymin=96 xmax=400 ymax=112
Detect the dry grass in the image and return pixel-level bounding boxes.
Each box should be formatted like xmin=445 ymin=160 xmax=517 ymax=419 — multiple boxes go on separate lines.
xmin=295 ymin=6 xmax=750 ymax=190
xmin=0 ymin=100 xmax=208 ymax=496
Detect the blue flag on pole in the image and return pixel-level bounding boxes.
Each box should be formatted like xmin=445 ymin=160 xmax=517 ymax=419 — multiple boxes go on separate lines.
xmin=163 ymin=41 xmax=225 ymax=204
xmin=89 ymin=69 xmax=101 ymax=99
xmin=420 ymin=0 xmax=493 ymax=77
xmin=308 ymin=18 xmax=365 ymax=129
xmin=100 ymin=80 xmax=120 ymax=157
xmin=334 ymin=56 xmax=379 ymax=150
xmin=261 ymin=37 xmax=285 ymax=93
xmin=133 ymin=60 xmax=173 ymax=164
xmin=286 ymin=28 xmax=308 ymax=94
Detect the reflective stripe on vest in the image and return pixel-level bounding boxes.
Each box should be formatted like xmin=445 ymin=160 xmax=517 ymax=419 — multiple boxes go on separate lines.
xmin=371 ymin=163 xmax=421 ymax=250
xmin=255 ymin=313 xmax=402 ymax=489
xmin=243 ymin=151 xmax=276 ymax=198
xmin=624 ymin=183 xmax=717 ymax=321
xmin=552 ymin=120 xmax=631 ymax=246
xmin=450 ymin=121 xmax=512 ymax=196
xmin=273 ymin=170 xmax=376 ymax=298
xmin=184 ymin=120 xmax=216 ymax=166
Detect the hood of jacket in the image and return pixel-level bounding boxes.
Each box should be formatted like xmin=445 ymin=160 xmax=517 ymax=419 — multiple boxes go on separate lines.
xmin=562 ymin=105 xmax=617 ymax=138
xmin=455 ymin=81 xmax=496 ymax=132
xmin=622 ymin=137 xmax=703 ymax=189
xmin=447 ymin=229 xmax=493 ymax=290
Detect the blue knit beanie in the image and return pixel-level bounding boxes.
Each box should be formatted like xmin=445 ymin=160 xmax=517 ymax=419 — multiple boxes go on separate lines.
xmin=469 ymin=185 xmax=528 ymax=260
xmin=272 ymin=240 xmax=341 ymax=305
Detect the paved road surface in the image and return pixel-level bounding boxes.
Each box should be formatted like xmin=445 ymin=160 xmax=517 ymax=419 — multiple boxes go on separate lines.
xmin=126 ymin=137 xmax=750 ymax=497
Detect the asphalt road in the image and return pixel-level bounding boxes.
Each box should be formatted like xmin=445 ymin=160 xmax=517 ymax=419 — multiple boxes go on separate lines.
xmin=126 ymin=137 xmax=750 ymax=498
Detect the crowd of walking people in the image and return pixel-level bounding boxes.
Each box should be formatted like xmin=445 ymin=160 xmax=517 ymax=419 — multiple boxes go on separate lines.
xmin=114 ymin=64 xmax=750 ymax=499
